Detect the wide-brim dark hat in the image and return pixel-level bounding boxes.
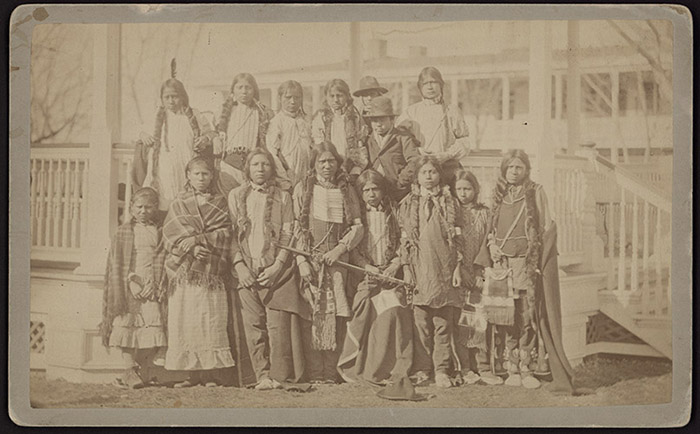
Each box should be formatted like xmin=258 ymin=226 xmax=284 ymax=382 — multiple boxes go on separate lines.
xmin=353 ymin=76 xmax=389 ymax=97
xmin=376 ymin=377 xmax=428 ymax=401
xmin=364 ymin=96 xmax=397 ymax=118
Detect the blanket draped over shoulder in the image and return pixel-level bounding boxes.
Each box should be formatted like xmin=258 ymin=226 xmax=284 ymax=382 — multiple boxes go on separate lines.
xmin=537 ymin=222 xmax=575 ymax=394
xmin=162 ymin=191 xmax=233 ymax=291
xmin=100 ymin=222 xmax=168 ymax=347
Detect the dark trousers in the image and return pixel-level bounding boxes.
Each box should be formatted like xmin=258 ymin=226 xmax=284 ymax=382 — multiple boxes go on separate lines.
xmin=412 ymin=305 xmax=454 ymax=375
xmin=505 ymin=291 xmax=537 ymax=375
xmin=239 ymin=287 xmax=314 ymax=384
xmin=306 ymin=317 xmax=347 ymax=382
xmin=239 ymin=287 xmax=274 ymax=382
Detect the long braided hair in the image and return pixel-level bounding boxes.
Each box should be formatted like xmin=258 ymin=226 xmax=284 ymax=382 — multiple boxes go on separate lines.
xmin=216 ymin=73 xmax=271 ymax=150
xmin=277 ymin=80 xmax=306 ymax=117
xmin=417 ymin=66 xmax=452 ymax=147
xmin=403 ymin=155 xmax=458 ymax=249
xmin=417 ymin=66 xmax=445 ymax=103
xmin=298 ymin=142 xmax=355 ymax=252
xmin=356 ymin=169 xmax=400 ymax=265
xmin=490 ymin=149 xmax=541 ymax=285
xmin=316 ymin=79 xmax=367 ymax=172
xmin=150 ymin=59 xmax=201 ymax=186
xmin=235 ymin=148 xmax=279 ymax=263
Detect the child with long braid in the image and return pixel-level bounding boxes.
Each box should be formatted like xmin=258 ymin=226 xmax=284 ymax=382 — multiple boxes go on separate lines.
xmin=214 ymin=73 xmax=274 ymax=195
xmin=136 ymin=59 xmax=216 ymax=211
xmin=399 ymin=156 xmax=464 ymax=388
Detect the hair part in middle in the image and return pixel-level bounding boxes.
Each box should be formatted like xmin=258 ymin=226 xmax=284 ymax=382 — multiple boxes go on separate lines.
xmin=244 ymin=147 xmax=278 ymax=182
xmin=311 ymin=142 xmax=344 ymax=172
xmin=414 ymin=155 xmax=444 ymax=185
xmin=356 ymin=169 xmax=389 ymax=194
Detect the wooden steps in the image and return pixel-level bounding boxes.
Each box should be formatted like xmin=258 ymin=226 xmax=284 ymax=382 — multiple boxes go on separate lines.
xmin=598 ymin=299 xmax=672 ymax=359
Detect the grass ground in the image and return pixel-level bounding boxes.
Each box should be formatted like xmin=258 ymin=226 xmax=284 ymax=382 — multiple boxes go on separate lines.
xmin=30 ymin=355 xmax=671 ymax=409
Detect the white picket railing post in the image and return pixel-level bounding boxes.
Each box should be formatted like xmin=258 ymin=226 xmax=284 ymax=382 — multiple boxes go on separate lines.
xmin=642 ymin=200 xmax=650 ymax=314
xmin=30 ymin=159 xmax=38 ymax=246
xmin=631 ymin=194 xmax=639 ymax=295
xmin=617 ymin=189 xmax=627 ymax=296
xmin=654 ymin=207 xmax=663 ymax=316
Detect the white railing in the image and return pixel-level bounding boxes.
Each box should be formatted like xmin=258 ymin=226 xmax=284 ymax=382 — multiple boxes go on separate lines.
xmin=552 ymin=155 xmax=587 ymax=266
xmin=30 ymin=144 xmax=670 ymax=322
xmin=113 ymin=144 xmax=135 ymax=225
xmin=30 ymin=144 xmax=137 ymax=263
xmin=621 ymin=162 xmax=673 ymax=195
xmin=592 ymin=154 xmax=672 ymax=319
xmin=30 ymin=145 xmax=89 ymax=263
xmin=462 ymin=153 xmax=587 ymax=266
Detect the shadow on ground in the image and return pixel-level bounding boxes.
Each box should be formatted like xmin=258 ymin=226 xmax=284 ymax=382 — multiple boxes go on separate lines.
xmin=29 ymin=354 xmax=671 ymax=409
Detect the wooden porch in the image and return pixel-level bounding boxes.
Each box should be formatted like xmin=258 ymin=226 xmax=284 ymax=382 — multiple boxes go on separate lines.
xmin=27 ymin=22 xmax=672 ymax=383
xmin=29 ymin=142 xmax=672 ymax=380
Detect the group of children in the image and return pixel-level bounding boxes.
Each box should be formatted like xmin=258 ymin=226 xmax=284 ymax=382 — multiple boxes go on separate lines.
xmin=102 ymin=62 xmax=577 ymax=397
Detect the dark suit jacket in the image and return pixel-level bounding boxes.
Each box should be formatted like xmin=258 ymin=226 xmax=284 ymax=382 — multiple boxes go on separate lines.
xmin=365 ymin=126 xmax=421 ymax=202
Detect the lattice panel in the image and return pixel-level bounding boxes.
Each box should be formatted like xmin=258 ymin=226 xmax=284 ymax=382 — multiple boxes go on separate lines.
xmin=586 ymin=313 xmax=644 ymax=345
xmin=30 ymin=320 xmax=45 ymax=354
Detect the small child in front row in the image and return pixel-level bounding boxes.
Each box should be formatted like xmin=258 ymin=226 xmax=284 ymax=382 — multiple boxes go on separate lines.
xmin=452 ymin=170 xmax=504 ymax=386
xmin=399 ymin=156 xmax=463 ymax=388
xmin=101 ymin=187 xmax=168 ymax=389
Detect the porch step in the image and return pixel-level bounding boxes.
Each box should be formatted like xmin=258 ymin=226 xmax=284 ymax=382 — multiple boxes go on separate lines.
xmin=585 ymin=342 xmax=666 ymax=359
xmin=598 ymin=300 xmax=672 ymax=359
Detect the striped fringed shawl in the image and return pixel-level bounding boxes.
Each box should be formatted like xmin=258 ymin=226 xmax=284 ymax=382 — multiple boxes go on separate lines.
xmin=162 ymin=190 xmax=233 ymax=291
xmin=100 ymin=222 xmax=167 ymax=347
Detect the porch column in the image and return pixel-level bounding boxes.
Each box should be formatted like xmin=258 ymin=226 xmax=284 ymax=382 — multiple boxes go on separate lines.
xmin=75 ymin=23 xmax=121 ymax=276
xmin=566 ymin=20 xmax=581 ymax=155
xmin=528 ymin=21 xmax=555 ymax=193
xmin=611 ymin=70 xmax=621 ymax=163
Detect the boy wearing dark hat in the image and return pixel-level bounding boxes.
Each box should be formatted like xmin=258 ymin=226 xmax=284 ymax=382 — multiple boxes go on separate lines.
xmin=354 ymin=76 xmax=389 ymax=117
xmin=363 ymin=96 xmax=420 ymax=202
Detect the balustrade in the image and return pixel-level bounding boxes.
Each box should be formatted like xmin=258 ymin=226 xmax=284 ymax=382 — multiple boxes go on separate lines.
xmin=30 ymin=144 xmax=672 ymax=323
xmin=30 ymin=147 xmax=89 ymax=263
xmin=30 ymin=144 xmax=135 ymax=263
xmin=588 ymin=154 xmax=671 ymax=319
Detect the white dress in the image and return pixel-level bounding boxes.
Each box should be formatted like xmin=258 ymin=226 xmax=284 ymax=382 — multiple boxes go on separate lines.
xmin=164 ymin=194 xmax=235 ymax=371
xmin=142 ymin=108 xmax=212 ymax=210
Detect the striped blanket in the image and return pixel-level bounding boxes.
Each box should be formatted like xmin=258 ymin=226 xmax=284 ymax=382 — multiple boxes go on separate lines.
xmin=162 ymin=190 xmax=233 ymax=289
xmin=100 ymin=222 xmax=167 ymax=347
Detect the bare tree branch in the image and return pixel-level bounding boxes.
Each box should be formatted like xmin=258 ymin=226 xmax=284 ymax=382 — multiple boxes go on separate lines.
xmin=607 ymin=19 xmax=672 ymax=102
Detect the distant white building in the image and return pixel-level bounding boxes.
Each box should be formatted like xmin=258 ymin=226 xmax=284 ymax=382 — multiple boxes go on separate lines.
xmin=194 ymin=38 xmax=672 ymax=162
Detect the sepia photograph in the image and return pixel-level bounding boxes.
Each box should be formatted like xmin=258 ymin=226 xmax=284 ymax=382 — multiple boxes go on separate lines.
xmin=8 ymin=3 xmax=691 ymax=427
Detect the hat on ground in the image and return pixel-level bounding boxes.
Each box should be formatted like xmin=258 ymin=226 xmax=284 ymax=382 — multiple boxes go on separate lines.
xmin=364 ymin=96 xmax=397 ymax=118
xmin=353 ymin=76 xmax=389 ymax=97
xmin=376 ymin=376 xmax=428 ymax=401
